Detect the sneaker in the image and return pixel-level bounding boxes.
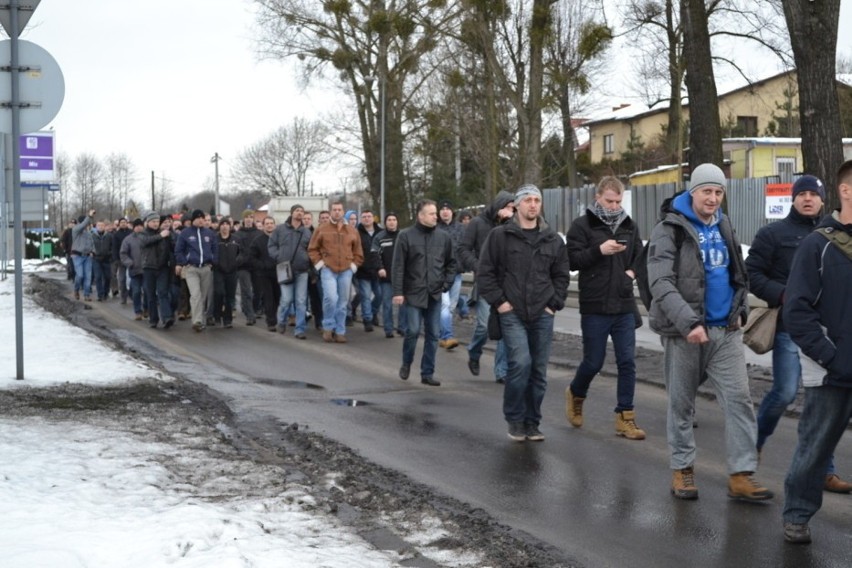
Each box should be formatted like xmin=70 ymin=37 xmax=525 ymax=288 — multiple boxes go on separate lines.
xmin=371 ymin=315 xmax=379 ymax=327
xmin=507 ymin=421 xmax=526 ymax=442
xmin=495 ymin=376 xmax=506 ymax=384
xmin=525 ymin=424 xmax=545 ymax=442
xmin=333 ymin=333 xmax=348 ymax=343
xmin=439 ymin=338 xmax=459 ymax=350
xmin=207 ymin=316 xmax=216 ymax=326
xmin=364 ymin=321 xmax=374 ymax=332
xmin=322 ymin=330 xmax=334 ymax=342
xmin=224 ymin=322 xmax=233 ymax=329
xmin=783 ymin=522 xmax=812 ymax=544
xmin=193 ymin=323 xmax=205 ymax=332
xmin=246 ymin=318 xmax=256 ymax=326
xmin=295 ymin=332 xmax=306 ymax=340
xmin=385 ymin=331 xmax=394 ymax=338
xmin=565 ymin=388 xmax=585 ymax=428
xmin=467 ymin=358 xmax=480 ymax=376
xmin=399 ymin=365 xmax=410 ymax=381
xmin=163 ymin=318 xmax=175 ymax=329
xmin=671 ymin=467 xmax=699 ymax=500
xmin=134 ymin=314 xmax=143 ymax=321
xmin=345 ymin=316 xmax=353 ymax=327
xmin=267 ymin=325 xmax=277 ymax=332
xmin=615 ymin=410 xmax=646 ymax=440
xmin=421 ymin=376 xmax=441 ymax=386
xmin=824 ymin=474 xmax=852 ymax=494
xmin=277 ymin=323 xmax=287 ymax=334
xmin=396 ymin=329 xmax=405 ymax=337
xmin=728 ymin=472 xmax=774 ymax=502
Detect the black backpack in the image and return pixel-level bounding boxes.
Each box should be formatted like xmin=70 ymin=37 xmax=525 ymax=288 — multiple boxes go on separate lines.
xmin=635 ymin=223 xmax=685 ymax=310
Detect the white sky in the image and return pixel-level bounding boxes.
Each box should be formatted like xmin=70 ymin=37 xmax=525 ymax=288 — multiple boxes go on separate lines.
xmin=15 ymin=0 xmax=852 ymax=203
xmin=0 ymin=263 xmax=478 ymax=567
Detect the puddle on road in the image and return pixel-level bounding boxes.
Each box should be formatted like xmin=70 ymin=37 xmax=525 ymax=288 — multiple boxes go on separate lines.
xmin=331 ymin=398 xmax=369 ymax=407
xmin=251 ymin=378 xmax=325 ymax=390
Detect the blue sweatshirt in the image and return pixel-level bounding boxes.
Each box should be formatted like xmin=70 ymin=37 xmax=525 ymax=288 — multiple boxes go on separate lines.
xmin=673 ymin=192 xmax=733 ymax=326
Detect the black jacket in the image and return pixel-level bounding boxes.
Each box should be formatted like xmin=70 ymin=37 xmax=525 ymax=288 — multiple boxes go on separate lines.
xmin=392 ymin=222 xmax=457 ymax=308
xmin=784 ymin=213 xmax=852 ymax=388
xmin=92 ymin=231 xmax=113 ymax=261
xmin=248 ymin=232 xmax=276 ymax=276
xmin=437 ymin=219 xmax=466 ymax=274
xmin=111 ymin=228 xmax=132 ymax=262
xmin=138 ymin=229 xmax=172 ymax=270
xmin=355 ymin=223 xmax=382 ymax=279
xmin=566 ymin=210 xmax=642 ymax=315
xmin=371 ymin=228 xmax=399 ymax=283
xmin=458 ymin=190 xmax=515 ymax=273
xmin=477 ymin=218 xmax=570 ymax=323
xmin=233 ymin=226 xmax=259 ymax=270
xmin=215 ymin=234 xmax=242 ymax=274
xmin=746 ymin=207 xmax=821 ymax=333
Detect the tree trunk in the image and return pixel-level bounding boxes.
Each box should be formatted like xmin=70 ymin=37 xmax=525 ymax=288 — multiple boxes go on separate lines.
xmin=680 ymin=0 xmax=722 ymax=170
xmin=782 ymin=0 xmax=844 ymax=211
xmin=558 ymin=84 xmax=581 ymax=188
xmin=664 ymin=0 xmax=683 ymax=165
xmin=522 ymin=0 xmax=554 ymax=186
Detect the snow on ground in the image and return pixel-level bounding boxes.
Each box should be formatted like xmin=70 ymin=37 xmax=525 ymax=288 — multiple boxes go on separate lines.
xmin=0 ymin=262 xmax=407 ymax=567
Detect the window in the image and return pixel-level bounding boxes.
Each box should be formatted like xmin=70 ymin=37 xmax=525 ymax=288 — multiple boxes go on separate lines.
xmin=776 ymin=157 xmax=796 ymax=183
xmin=603 ymin=134 xmax=614 ymax=155
xmin=736 ymin=116 xmax=758 ymax=137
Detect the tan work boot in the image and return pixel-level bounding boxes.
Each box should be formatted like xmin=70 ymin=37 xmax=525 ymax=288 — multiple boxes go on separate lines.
xmin=615 ymin=410 xmax=646 ymax=440
xmin=824 ymin=474 xmax=852 ymax=494
xmin=728 ymin=472 xmax=774 ymax=502
xmin=671 ymin=467 xmax=699 ymax=500
xmin=322 ymin=330 xmax=334 ymax=343
xmin=439 ymin=338 xmax=459 ymax=350
xmin=565 ymin=387 xmax=584 ymax=428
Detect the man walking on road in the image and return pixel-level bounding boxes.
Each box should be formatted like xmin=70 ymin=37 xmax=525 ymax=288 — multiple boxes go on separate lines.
xmin=393 ymin=199 xmax=457 ymax=386
xmin=436 ymin=200 xmax=465 ymax=350
xmin=477 ymin=185 xmax=570 ymax=441
xmin=782 ymin=160 xmax=852 ymax=544
xmin=565 ymin=176 xmax=646 ymax=441
xmin=269 ymin=205 xmax=312 ymax=339
xmin=175 ymin=209 xmax=219 ymax=332
xmin=308 ymin=200 xmax=364 ymax=343
xmin=458 ymin=191 xmax=515 ymax=383
xmin=647 ymin=163 xmax=772 ymax=502
xmin=746 ymin=174 xmax=852 ymax=495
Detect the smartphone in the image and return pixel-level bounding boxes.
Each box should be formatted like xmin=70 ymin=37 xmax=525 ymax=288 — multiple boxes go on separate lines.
xmin=616 ymin=238 xmax=628 ymax=245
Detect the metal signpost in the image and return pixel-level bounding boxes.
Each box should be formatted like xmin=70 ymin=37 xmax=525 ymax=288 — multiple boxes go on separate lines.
xmin=0 ymin=0 xmax=64 ymax=380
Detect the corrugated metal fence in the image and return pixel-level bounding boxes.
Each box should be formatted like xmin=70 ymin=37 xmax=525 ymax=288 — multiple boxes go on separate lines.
xmin=543 ymin=178 xmax=774 ymax=244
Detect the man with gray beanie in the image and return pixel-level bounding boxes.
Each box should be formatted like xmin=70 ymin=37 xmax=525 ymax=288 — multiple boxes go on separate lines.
xmin=647 ymin=163 xmax=772 ymax=502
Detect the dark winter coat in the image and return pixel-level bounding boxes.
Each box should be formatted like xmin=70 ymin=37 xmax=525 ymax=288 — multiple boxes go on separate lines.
xmin=111 ymin=228 xmax=133 ymax=262
xmin=371 ymin=228 xmax=399 ymax=283
xmin=119 ymin=232 xmax=144 ymax=277
xmin=746 ymin=207 xmax=821 ymax=334
xmin=437 ymin=219 xmax=466 ymax=274
xmin=91 ymin=230 xmax=113 ymax=261
xmin=267 ymin=221 xmax=311 ymax=274
xmin=233 ymin=225 xmax=259 ymax=271
xmin=476 ymin=218 xmax=570 ymax=324
xmin=215 ymin=234 xmax=243 ymax=274
xmin=458 ymin=191 xmax=515 ymax=273
xmin=392 ymin=222 xmax=456 ymax=309
xmin=138 ymin=229 xmax=172 ymax=270
xmin=248 ymin=231 xmax=276 ymax=277
xmin=566 ymin=209 xmax=642 ymax=315
xmin=784 ymin=213 xmax=852 ymax=388
xmin=175 ymin=226 xmax=219 ymax=267
xmin=354 ymin=223 xmax=382 ymax=280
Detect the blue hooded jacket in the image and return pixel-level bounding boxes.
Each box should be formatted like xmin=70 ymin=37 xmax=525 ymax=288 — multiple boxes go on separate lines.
xmin=672 ymin=192 xmax=733 ymax=326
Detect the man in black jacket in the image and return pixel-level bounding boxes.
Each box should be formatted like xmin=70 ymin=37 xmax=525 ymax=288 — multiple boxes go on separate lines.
xmin=393 ymin=200 xmax=456 ymax=386
xmin=111 ymin=218 xmax=132 ymax=302
xmin=137 ymin=211 xmax=175 ymax=329
xmin=746 ymin=174 xmax=851 ymax=495
xmin=458 ymin=190 xmax=515 ymax=383
xmin=354 ymin=210 xmax=382 ymax=332
xmin=212 ymin=218 xmax=242 ymax=328
xmin=565 ymin=176 xmax=646 ymax=441
xmin=233 ymin=211 xmax=259 ymax=325
xmin=477 ymin=185 xmax=570 ymax=441
xmin=372 ymin=212 xmax=407 ymax=338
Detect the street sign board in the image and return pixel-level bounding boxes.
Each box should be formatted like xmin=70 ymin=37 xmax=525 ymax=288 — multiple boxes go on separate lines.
xmin=0 ymin=39 xmax=64 ymax=133
xmin=19 ymin=130 xmax=54 ymax=181
xmin=0 ymin=1 xmax=40 ymax=38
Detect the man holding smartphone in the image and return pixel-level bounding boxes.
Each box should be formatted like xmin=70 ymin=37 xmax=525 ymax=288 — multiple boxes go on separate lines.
xmin=565 ymin=176 xmax=646 ymax=440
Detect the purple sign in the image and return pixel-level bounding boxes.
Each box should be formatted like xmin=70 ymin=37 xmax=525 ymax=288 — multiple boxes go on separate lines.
xmin=20 ymin=157 xmax=54 ymax=169
xmin=20 ymin=132 xmax=56 ymax=182
xmin=19 ymin=134 xmax=54 ymax=157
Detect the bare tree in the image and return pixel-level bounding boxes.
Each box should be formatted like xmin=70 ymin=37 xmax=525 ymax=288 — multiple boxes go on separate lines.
xmin=104 ymin=153 xmax=137 ymax=219
xmin=71 ymin=153 xmax=103 ymax=215
xmin=233 ymin=130 xmax=293 ymax=196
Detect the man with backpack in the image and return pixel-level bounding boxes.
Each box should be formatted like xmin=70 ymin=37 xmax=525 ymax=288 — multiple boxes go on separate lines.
xmin=647 ymin=163 xmax=771 ymax=503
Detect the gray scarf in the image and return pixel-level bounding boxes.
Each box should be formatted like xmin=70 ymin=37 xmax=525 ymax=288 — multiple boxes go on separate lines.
xmin=592 ymin=202 xmax=626 ymax=233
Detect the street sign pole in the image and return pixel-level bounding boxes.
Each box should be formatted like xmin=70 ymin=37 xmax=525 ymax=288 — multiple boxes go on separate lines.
xmin=10 ymin=0 xmax=24 ymax=380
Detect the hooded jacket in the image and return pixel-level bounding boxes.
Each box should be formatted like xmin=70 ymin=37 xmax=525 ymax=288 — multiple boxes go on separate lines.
xmin=392 ymin=222 xmax=456 ymax=308
xmin=111 ymin=227 xmax=133 ymax=262
xmin=458 ymin=190 xmax=515 ymax=273
xmin=138 ymin=228 xmax=172 ymax=270
xmin=91 ymin=229 xmax=113 ymax=261
xmin=215 ymin=233 xmax=243 ymax=274
xmin=371 ymin=228 xmax=399 ymax=283
xmin=477 ymin=217 xmax=570 ymax=323
xmin=784 ymin=212 xmax=852 ymax=388
xmin=268 ymin=221 xmax=311 ymax=274
xmin=354 ymin=222 xmax=382 ymax=279
xmin=647 ymin=193 xmax=748 ymax=337
xmin=119 ymin=231 xmax=144 ymax=277
xmin=71 ymin=216 xmax=94 ymax=255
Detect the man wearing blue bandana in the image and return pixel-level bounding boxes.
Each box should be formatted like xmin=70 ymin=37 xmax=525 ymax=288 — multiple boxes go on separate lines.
xmin=647 ymin=163 xmax=772 ymax=503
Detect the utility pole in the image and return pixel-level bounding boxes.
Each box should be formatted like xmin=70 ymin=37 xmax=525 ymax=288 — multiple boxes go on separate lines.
xmin=210 ymin=152 xmax=220 ymax=215
xmin=150 ymin=170 xmax=155 ymax=210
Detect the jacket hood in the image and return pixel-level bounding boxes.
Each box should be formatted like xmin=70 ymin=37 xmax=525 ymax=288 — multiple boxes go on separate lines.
xmin=484 ymin=190 xmax=515 ymax=221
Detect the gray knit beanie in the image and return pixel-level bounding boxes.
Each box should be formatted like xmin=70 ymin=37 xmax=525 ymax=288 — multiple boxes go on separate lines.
xmin=689 ymin=164 xmax=726 ymax=193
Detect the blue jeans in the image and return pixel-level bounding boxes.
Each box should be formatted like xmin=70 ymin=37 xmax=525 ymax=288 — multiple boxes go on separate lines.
xmin=321 ymin=268 xmax=353 ymax=335
xmin=72 ymin=255 xmax=93 ymax=297
xmin=355 ymin=277 xmax=382 ymax=322
xmin=129 ymin=273 xmax=145 ymax=315
xmin=468 ymin=296 xmax=507 ymax=379
xmin=143 ymin=268 xmax=173 ymax=325
xmin=380 ymin=282 xmax=407 ymax=335
xmin=92 ymin=258 xmax=112 ymax=300
xmin=500 ymin=311 xmax=555 ymax=425
xmin=278 ymin=272 xmax=309 ymax=334
xmin=402 ymin=297 xmax=441 ymax=378
xmin=784 ymin=385 xmax=852 ymax=525
xmin=440 ymin=273 xmax=463 ymax=340
xmin=570 ymin=312 xmax=637 ymax=412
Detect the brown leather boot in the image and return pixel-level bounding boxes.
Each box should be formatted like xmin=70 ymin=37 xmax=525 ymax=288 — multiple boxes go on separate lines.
xmin=565 ymin=388 xmax=585 ymax=428
xmin=615 ymin=410 xmax=646 ymax=440
xmin=728 ymin=472 xmax=773 ymax=501
xmin=824 ymin=474 xmax=852 ymax=494
xmin=672 ymin=467 xmax=698 ymax=500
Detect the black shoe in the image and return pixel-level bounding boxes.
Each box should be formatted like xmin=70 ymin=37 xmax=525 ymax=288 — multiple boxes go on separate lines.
xmin=267 ymin=325 xmax=277 ymax=332
xmin=295 ymin=332 xmax=307 ymax=340
xmin=371 ymin=315 xmax=379 ymax=326
xmin=421 ymin=376 xmax=441 ymax=386
xmin=507 ymin=421 xmax=526 ymax=442
xmin=399 ymin=365 xmax=410 ymax=381
xmin=224 ymin=322 xmax=233 ymax=329
xmin=149 ymin=322 xmax=158 ymax=328
xmin=784 ymin=523 xmax=811 ymax=544
xmin=346 ymin=316 xmax=353 ymax=327
xmin=385 ymin=332 xmax=394 ymax=338
xmin=525 ymin=424 xmax=545 ymax=441
xmin=193 ymin=323 xmax=205 ymax=332
xmin=396 ymin=329 xmax=405 ymax=337
xmin=207 ymin=316 xmax=216 ymax=326
xmin=495 ymin=376 xmax=506 ymax=384
xmin=364 ymin=322 xmax=374 ymax=332
xmin=468 ymin=359 xmax=480 ymax=376
xmin=164 ymin=318 xmax=175 ymax=329
xmin=246 ymin=318 xmax=256 ymax=326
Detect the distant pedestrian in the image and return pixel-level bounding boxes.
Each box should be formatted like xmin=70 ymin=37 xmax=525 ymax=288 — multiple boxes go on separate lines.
xmin=212 ymin=218 xmax=241 ymax=328
xmin=477 ymin=185 xmax=569 ymax=441
xmin=393 ymin=199 xmax=457 ymax=386
xmin=71 ymin=209 xmax=96 ymax=301
xmin=175 ymin=209 xmax=219 ymax=332
xmin=137 ymin=211 xmax=175 ymax=329
xmin=371 ymin=212 xmax=407 ymax=338
xmin=436 ymin=200 xmax=465 ymax=351
xmin=268 ymin=205 xmax=312 ymax=339
xmin=233 ymin=211 xmax=259 ymax=325
xmin=111 ymin=218 xmax=132 ymax=303
xmin=248 ymin=216 xmax=280 ymax=332
xmin=91 ymin=219 xmax=114 ymax=301
xmin=120 ymin=218 xmax=146 ymax=320
xmin=354 ymin=210 xmax=382 ymax=332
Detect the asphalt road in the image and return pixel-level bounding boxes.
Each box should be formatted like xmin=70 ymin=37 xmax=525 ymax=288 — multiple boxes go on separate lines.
xmin=67 ymin=280 xmax=852 ymax=568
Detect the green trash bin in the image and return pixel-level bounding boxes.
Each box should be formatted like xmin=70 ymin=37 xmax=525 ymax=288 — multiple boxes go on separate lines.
xmin=39 ymin=241 xmax=53 ymax=259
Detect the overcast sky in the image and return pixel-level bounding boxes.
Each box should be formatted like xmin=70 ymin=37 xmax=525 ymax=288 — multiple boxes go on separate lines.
xmin=16 ymin=0 xmax=852 ymax=204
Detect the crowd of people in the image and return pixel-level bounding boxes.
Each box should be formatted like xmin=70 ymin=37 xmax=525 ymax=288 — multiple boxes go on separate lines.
xmin=58 ymin=159 xmax=852 ymax=546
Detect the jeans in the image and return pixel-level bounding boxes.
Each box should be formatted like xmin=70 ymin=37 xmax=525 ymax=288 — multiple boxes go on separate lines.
xmin=355 ymin=276 xmax=382 ymax=322
xmin=321 ymin=268 xmax=353 ymax=335
xmin=500 ymin=311 xmax=555 ymax=425
xmin=440 ymin=273 xmax=463 ymax=340
xmin=467 ymin=297 xmax=507 ymax=379
xmin=129 ymin=273 xmax=145 ymax=315
xmin=278 ymin=272 xmax=309 ymax=334
xmin=143 ymin=267 xmax=173 ymax=325
xmin=784 ymin=385 xmax=852 ymax=525
xmin=92 ymin=257 xmax=112 ymax=300
xmin=662 ymin=328 xmax=758 ymax=473
xmin=72 ymin=255 xmax=93 ymax=297
xmin=402 ymin=297 xmax=442 ymax=378
xmin=570 ymin=312 xmax=637 ymax=412
xmin=380 ymin=282 xmax=407 ymax=335
xmin=113 ymin=259 xmax=127 ymax=300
